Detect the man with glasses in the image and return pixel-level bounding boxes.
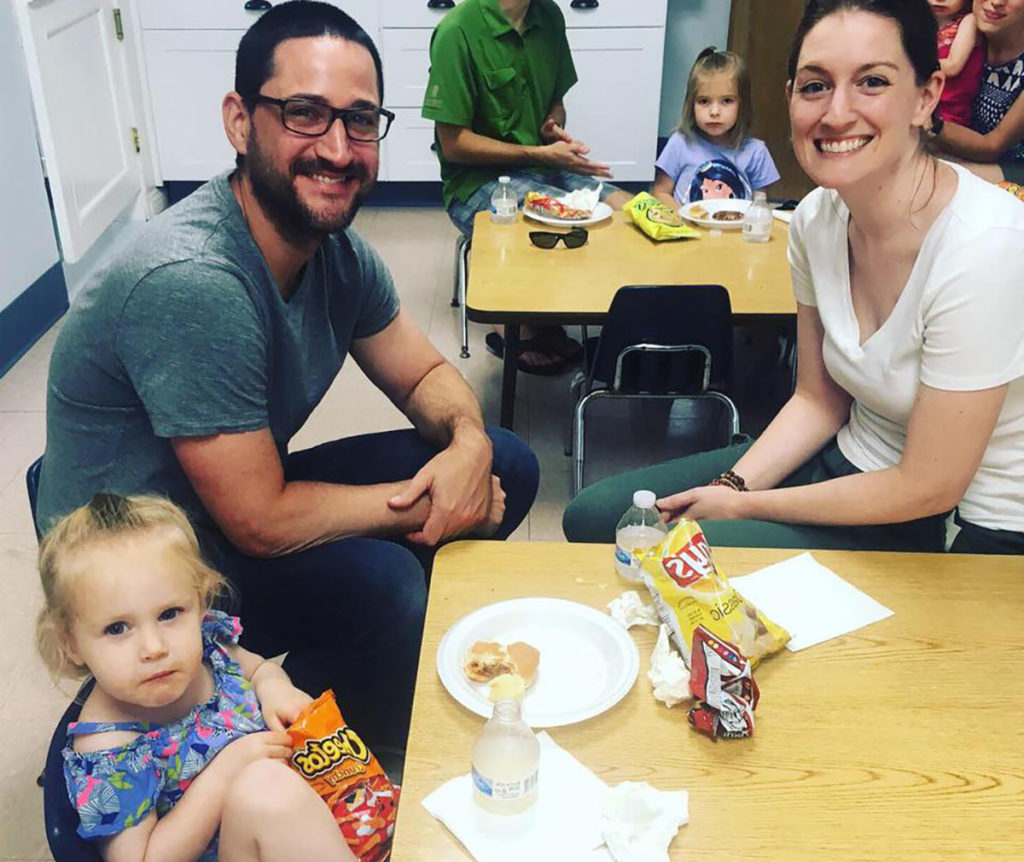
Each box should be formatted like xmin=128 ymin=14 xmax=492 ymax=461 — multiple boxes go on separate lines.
xmin=36 ymin=1 xmax=539 ymax=763
xmin=422 ymin=0 xmax=632 ymax=373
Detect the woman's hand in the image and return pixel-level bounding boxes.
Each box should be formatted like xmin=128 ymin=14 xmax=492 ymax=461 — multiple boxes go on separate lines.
xmin=657 ymin=485 xmax=748 ymax=523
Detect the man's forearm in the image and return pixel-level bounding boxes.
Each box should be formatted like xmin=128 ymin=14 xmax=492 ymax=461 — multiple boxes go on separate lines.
xmin=545 ymin=101 xmax=566 ymax=129
xmin=402 ymin=361 xmax=489 ymax=450
xmin=438 ymin=124 xmax=546 ymax=167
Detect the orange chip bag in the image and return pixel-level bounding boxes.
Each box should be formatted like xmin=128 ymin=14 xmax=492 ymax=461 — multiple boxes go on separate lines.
xmin=287 ymin=691 xmax=399 ymax=862
xmin=639 ymin=518 xmax=789 ymax=668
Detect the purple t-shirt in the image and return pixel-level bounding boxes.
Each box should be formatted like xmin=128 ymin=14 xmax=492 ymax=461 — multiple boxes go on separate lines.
xmin=655 ymin=132 xmax=780 ymax=204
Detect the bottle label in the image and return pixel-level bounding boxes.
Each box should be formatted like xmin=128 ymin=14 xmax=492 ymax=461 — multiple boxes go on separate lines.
xmin=472 ymin=766 xmax=538 ymax=800
xmin=614 ymin=545 xmax=633 ymax=567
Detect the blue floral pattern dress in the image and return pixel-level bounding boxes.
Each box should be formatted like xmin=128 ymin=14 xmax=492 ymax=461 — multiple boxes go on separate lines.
xmin=63 ymin=611 xmax=267 ymax=861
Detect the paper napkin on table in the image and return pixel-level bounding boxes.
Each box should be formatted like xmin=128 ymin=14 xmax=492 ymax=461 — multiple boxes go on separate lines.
xmin=729 ymin=551 xmax=893 ymax=651
xmin=606 ymin=591 xmax=660 ymax=629
xmin=422 ymin=732 xmax=608 ymax=862
xmin=601 ymin=782 xmax=689 ymax=862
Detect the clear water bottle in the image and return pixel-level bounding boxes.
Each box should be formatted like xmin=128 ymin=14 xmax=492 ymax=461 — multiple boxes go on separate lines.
xmin=471 ymin=699 xmax=540 ymax=815
xmin=490 ymin=176 xmax=517 ymax=224
xmin=742 ymin=190 xmax=772 ymax=243
xmin=614 ymin=490 xmax=668 ymax=581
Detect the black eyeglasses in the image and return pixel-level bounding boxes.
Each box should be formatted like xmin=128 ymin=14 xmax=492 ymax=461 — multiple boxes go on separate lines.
xmin=251 ymin=95 xmax=395 ymax=142
xmin=529 ymin=227 xmax=588 ymax=249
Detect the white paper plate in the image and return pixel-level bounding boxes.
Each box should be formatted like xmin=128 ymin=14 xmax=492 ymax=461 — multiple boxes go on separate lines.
xmin=436 ymin=597 xmax=639 ymax=728
xmin=523 ymin=200 xmax=613 ymax=227
xmin=772 ymin=209 xmax=794 ymax=224
xmin=680 ymin=198 xmax=750 ymax=230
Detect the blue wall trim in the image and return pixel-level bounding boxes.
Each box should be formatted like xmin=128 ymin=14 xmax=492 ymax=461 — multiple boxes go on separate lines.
xmin=0 ymin=262 xmax=68 ymax=379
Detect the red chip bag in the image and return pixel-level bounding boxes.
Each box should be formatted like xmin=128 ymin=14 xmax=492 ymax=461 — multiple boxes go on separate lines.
xmin=687 ymin=626 xmax=760 ymax=739
xmin=287 ymin=691 xmax=400 ymax=861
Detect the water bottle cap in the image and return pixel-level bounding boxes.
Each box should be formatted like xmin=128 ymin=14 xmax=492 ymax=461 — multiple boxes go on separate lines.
xmin=633 ymin=490 xmax=656 ymax=509
xmin=753 ymin=190 xmax=767 ymax=201
xmin=498 ymin=175 xmax=511 ymax=184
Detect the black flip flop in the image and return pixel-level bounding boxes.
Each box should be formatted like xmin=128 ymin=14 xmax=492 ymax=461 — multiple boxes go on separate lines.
xmin=485 ymin=332 xmax=569 ymax=376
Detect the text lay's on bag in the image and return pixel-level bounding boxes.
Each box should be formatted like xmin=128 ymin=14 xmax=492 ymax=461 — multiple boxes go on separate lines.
xmin=639 ymin=519 xmax=789 ymax=667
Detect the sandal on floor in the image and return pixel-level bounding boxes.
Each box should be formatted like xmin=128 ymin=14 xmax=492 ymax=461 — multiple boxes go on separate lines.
xmin=535 ymin=326 xmax=584 ymax=362
xmin=484 ymin=331 xmax=569 ymax=376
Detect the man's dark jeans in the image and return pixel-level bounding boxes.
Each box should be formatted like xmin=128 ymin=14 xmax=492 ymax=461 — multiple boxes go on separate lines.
xmin=199 ymin=427 xmax=538 ymax=753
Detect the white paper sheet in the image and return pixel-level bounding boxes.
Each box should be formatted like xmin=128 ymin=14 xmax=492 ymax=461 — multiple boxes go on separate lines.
xmin=728 ymin=552 xmax=893 ymax=651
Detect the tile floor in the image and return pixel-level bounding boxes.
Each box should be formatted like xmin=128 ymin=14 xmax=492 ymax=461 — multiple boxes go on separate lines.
xmin=0 ymin=206 xmax=788 ymax=860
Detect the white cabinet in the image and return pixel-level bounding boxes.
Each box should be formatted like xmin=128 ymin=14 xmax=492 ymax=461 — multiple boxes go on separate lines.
xmin=136 ymin=0 xmax=379 ymax=182
xmin=135 ymin=1 xmax=667 ymax=185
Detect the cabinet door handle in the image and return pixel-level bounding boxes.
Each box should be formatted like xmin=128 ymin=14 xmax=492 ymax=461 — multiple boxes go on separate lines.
xmin=427 ymin=0 xmax=456 ymax=8
xmin=570 ymin=0 xmax=599 ymax=8
xmin=244 ymin=0 xmax=272 ymax=11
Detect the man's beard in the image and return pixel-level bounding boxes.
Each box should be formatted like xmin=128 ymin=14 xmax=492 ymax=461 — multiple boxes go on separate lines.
xmin=243 ymin=130 xmax=376 ymax=245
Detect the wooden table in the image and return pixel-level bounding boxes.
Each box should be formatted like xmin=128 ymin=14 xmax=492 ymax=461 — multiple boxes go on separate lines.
xmin=391 ymin=541 xmax=1024 ymax=860
xmin=467 ymin=210 xmax=796 ymax=428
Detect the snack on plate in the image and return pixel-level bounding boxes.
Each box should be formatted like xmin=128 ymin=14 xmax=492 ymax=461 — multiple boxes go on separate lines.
xmin=524 ymin=190 xmax=592 ymax=220
xmin=488 ymin=672 xmax=527 ymax=702
xmin=463 ymin=640 xmax=541 ymax=700
xmin=712 ymin=209 xmax=744 ymax=221
xmin=639 ymin=519 xmax=789 ymax=667
xmin=287 ymin=691 xmax=399 ymax=862
xmin=687 ymin=626 xmax=760 ymax=739
xmin=688 ymin=204 xmax=710 ymax=221
xmin=625 ymin=192 xmax=701 ymax=241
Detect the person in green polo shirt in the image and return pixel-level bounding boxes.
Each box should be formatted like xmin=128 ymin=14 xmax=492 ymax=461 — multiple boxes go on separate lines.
xmin=422 ymin=0 xmax=631 ymax=373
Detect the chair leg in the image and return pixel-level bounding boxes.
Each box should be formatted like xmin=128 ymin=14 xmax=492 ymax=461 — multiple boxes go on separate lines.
xmin=572 ymin=390 xmax=604 ymax=497
xmin=565 ymin=373 xmax=587 ymax=457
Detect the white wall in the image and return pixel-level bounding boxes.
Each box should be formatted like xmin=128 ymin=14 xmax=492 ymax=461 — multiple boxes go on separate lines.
xmin=658 ymin=0 xmax=731 ymax=137
xmin=0 ymin=0 xmax=61 ymax=314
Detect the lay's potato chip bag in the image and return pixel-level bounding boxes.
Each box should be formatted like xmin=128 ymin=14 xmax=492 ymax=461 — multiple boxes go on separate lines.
xmin=639 ymin=519 xmax=789 ymax=667
xmin=625 ymin=192 xmax=701 ymax=241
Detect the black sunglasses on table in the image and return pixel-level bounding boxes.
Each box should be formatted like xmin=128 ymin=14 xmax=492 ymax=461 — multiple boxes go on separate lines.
xmin=251 ymin=95 xmax=395 ymax=142
xmin=529 ymin=226 xmax=588 ymax=249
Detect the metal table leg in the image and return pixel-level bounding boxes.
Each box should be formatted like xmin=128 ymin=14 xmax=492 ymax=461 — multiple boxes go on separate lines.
xmin=500 ymin=324 xmax=520 ymax=429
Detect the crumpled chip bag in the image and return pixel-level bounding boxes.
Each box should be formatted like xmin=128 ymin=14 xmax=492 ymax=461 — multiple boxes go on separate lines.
xmin=639 ymin=518 xmax=789 ymax=667
xmin=688 ymin=625 xmax=759 ymax=739
xmin=287 ymin=690 xmax=399 ymax=862
xmin=624 ymin=191 xmax=701 ymax=241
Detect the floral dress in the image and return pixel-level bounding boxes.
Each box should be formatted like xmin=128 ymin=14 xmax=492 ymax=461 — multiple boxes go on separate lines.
xmin=62 ymin=611 xmax=267 ymax=861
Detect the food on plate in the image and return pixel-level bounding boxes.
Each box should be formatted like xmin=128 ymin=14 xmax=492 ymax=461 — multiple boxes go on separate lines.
xmin=688 ymin=204 xmax=710 ymax=220
xmin=487 ymin=672 xmax=527 ymax=702
xmin=712 ymin=209 xmax=744 ymax=221
xmin=638 ymin=518 xmax=789 ymax=667
xmin=463 ymin=640 xmax=540 ymax=688
xmin=287 ymin=690 xmax=400 ymax=862
xmin=625 ymin=192 xmax=701 ymax=241
xmin=524 ymin=191 xmax=592 ymax=221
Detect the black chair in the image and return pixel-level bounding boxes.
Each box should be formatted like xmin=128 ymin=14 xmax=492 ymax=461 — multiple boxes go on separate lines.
xmin=567 ymin=285 xmax=741 ymax=496
xmin=42 ymin=679 xmax=102 ymax=862
xmin=26 ymin=456 xmax=42 ymax=540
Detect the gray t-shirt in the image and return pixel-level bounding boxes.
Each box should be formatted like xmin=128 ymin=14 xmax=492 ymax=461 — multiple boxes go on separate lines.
xmin=36 ymin=171 xmax=399 ymax=534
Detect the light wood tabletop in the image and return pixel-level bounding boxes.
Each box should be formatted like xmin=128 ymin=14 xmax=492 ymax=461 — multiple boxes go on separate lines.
xmin=391 ymin=541 xmax=1024 ymax=860
xmin=467 ymin=209 xmax=795 ymax=323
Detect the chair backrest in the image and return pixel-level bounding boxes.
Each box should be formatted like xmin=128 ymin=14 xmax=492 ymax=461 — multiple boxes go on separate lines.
xmin=44 ymin=679 xmax=103 ymax=862
xmin=26 ymin=456 xmax=42 ymax=541
xmin=591 ymin=285 xmax=734 ymax=393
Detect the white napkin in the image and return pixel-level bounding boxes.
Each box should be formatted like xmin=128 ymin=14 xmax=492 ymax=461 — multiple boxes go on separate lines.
xmin=560 ymin=183 xmax=603 ymax=213
xmin=422 ymin=732 xmax=608 ymax=861
xmin=729 ymin=552 xmax=893 ymax=651
xmin=647 ymin=624 xmax=691 ymax=708
xmin=601 ymin=782 xmax=690 ymax=862
xmin=606 ymin=591 xmax=660 ymax=629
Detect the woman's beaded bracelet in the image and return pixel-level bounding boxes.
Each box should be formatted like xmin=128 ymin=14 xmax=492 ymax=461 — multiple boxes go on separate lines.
xmin=710 ymin=469 xmax=749 ymax=492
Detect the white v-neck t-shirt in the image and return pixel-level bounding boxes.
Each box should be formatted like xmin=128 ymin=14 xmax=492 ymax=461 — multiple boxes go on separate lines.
xmin=788 ymin=162 xmax=1024 ymax=532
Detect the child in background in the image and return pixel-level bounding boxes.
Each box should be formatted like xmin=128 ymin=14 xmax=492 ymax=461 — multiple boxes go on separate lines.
xmin=652 ymin=47 xmax=779 ymax=207
xmin=932 ymin=0 xmax=984 ymax=124
xmin=37 ymin=493 xmax=355 ymax=862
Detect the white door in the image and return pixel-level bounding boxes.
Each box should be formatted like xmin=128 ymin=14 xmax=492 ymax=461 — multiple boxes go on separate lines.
xmin=15 ymin=0 xmax=141 ymax=262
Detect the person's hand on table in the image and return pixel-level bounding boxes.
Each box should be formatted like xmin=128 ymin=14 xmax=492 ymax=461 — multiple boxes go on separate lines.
xmin=388 ymin=432 xmax=495 ymax=545
xmin=537 ymin=139 xmax=613 ymax=179
xmin=657 ymin=485 xmax=747 ymax=524
xmin=539 ymin=117 xmax=573 ymax=145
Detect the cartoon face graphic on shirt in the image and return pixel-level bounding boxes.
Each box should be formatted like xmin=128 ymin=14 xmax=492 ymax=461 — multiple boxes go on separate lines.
xmin=688 ymin=158 xmax=751 ymax=202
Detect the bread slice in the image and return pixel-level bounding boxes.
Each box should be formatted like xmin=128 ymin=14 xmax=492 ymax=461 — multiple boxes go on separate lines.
xmin=506 ymin=642 xmax=540 ymax=687
xmin=463 ymin=641 xmax=514 ymax=682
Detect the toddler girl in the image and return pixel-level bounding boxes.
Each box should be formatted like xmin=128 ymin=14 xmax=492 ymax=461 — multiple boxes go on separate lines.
xmin=37 ymin=493 xmax=355 ymax=862
xmin=652 ymin=47 xmax=780 ymax=207
xmin=932 ymin=0 xmax=984 ymax=125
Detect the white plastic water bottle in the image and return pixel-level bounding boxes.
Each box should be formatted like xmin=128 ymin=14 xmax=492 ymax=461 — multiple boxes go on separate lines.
xmin=614 ymin=490 xmax=668 ymax=581
xmin=471 ymin=699 xmax=540 ymax=815
xmin=490 ymin=176 xmax=517 ymax=224
xmin=742 ymin=190 xmax=772 ymax=243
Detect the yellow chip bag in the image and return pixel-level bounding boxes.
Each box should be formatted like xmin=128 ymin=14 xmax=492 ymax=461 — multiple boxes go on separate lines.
xmin=639 ymin=519 xmax=789 ymax=667
xmin=624 ymin=192 xmax=701 ymax=241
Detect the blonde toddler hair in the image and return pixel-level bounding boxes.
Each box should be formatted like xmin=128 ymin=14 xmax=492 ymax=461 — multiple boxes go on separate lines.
xmin=679 ymin=46 xmax=753 ymax=150
xmin=36 ymin=493 xmax=228 ymax=681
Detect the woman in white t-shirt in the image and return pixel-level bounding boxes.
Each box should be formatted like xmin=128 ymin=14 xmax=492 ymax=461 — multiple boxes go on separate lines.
xmin=564 ymin=0 xmax=1024 ymax=554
